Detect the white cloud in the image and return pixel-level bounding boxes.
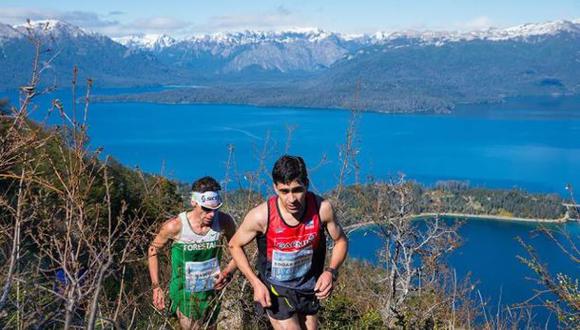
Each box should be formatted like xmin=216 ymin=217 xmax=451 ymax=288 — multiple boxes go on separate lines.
xmin=99 ymin=17 xmax=192 ymax=37
xmin=129 ymin=17 xmax=189 ymax=31
xmin=456 ymin=16 xmax=494 ymax=31
xmin=0 ymin=7 xmax=117 ymax=28
xmin=0 ymin=6 xmax=312 ymax=37
xmin=0 ymin=7 xmax=193 ymax=37
xmin=59 ymin=11 xmax=118 ymax=28
xmin=0 ymin=7 xmax=57 ymax=24
xmin=199 ymin=7 xmax=306 ymax=32
xmin=108 ymin=11 xmax=125 ymax=17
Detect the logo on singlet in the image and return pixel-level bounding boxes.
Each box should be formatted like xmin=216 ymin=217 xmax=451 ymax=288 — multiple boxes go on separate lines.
xmin=275 ymin=234 xmax=315 ymax=250
xmin=183 ymin=240 xmax=218 ymax=251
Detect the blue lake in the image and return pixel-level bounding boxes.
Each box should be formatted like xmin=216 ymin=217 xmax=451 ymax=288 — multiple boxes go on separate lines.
xmin=349 ymin=219 xmax=580 ymax=326
xmin=2 ymin=89 xmax=579 ymax=326
xmin=5 ymin=89 xmax=579 ymax=196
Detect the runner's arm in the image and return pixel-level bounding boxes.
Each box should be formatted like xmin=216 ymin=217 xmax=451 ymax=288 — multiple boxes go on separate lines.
xmin=322 ymin=200 xmax=348 ymax=270
xmin=220 ymin=213 xmax=238 ymax=276
xmin=228 ymin=204 xmax=266 ymax=286
xmin=314 ymin=199 xmax=348 ymax=299
xmin=215 ymin=214 xmax=238 ymax=289
xmin=228 ymin=203 xmax=271 ymax=306
xmin=148 ymin=218 xmax=180 ymax=309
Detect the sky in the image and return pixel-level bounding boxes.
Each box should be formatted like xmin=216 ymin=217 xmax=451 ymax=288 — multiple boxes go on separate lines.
xmin=0 ymin=0 xmax=578 ymax=37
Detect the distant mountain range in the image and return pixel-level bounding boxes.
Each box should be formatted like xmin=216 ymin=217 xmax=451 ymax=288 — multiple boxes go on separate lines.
xmin=1 ymin=19 xmax=579 ymax=113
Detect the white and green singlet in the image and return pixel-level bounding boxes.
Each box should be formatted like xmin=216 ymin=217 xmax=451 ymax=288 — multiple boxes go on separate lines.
xmin=169 ymin=211 xmax=223 ymax=321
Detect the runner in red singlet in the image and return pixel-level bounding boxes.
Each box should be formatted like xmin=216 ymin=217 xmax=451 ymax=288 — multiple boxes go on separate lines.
xmin=229 ymin=155 xmax=348 ymax=329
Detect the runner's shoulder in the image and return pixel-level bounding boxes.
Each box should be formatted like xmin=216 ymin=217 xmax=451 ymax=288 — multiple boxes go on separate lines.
xmin=161 ymin=215 xmax=182 ymax=237
xmin=317 ymin=198 xmax=335 ymax=223
xmin=245 ymin=201 xmax=269 ymax=230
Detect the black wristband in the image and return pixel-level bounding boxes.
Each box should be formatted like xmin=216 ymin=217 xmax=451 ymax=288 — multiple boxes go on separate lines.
xmin=325 ymin=267 xmax=338 ymax=281
xmin=225 ymin=272 xmax=233 ymax=281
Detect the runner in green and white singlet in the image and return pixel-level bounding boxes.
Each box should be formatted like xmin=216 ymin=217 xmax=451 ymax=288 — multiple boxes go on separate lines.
xmin=148 ymin=177 xmax=237 ymax=330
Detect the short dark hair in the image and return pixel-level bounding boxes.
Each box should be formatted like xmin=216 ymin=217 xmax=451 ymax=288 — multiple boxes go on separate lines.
xmin=272 ymin=155 xmax=309 ymax=185
xmin=191 ymin=176 xmax=221 ymax=192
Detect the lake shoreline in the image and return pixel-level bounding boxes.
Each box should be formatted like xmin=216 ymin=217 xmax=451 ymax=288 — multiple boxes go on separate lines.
xmin=345 ymin=212 xmax=571 ymax=233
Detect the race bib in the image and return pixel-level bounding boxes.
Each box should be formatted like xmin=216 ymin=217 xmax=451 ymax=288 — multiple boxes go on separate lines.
xmin=271 ymin=248 xmax=313 ymax=282
xmin=184 ymin=258 xmax=220 ymax=292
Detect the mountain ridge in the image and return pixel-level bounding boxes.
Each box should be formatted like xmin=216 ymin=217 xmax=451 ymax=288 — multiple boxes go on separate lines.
xmin=4 ymin=19 xmax=579 ymax=49
xmin=1 ymin=19 xmax=579 ymax=113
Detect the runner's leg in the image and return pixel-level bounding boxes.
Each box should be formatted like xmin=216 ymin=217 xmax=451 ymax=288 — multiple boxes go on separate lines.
xmin=177 ymin=309 xmax=196 ymax=330
xmin=300 ymin=313 xmax=318 ymax=330
xmin=268 ymin=314 xmax=302 ymax=330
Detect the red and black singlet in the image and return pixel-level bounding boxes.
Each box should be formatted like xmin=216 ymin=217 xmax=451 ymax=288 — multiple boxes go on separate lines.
xmin=256 ymin=192 xmax=326 ymax=292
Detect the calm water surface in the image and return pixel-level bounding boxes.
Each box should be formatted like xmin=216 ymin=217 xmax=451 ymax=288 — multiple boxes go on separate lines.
xmin=4 ymin=89 xmax=578 ymax=195
xmin=349 ymin=219 xmax=580 ymax=327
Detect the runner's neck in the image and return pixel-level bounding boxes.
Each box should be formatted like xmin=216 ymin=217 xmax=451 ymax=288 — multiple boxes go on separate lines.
xmin=276 ymin=198 xmax=307 ymax=226
xmin=186 ymin=210 xmax=212 ymax=235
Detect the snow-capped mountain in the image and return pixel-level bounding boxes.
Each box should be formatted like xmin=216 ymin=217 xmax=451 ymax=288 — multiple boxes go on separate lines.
xmin=110 ymin=19 xmax=580 ymax=52
xmin=0 ymin=20 xmax=187 ymax=90
xmin=1 ymin=17 xmax=578 ymax=113
xmin=0 ymin=23 xmax=20 ymax=40
xmin=13 ymin=20 xmax=92 ymax=38
xmin=114 ymin=34 xmax=176 ymax=51
xmin=485 ymin=19 xmax=580 ymax=40
xmin=366 ymin=19 xmax=580 ymax=46
xmin=104 ymin=19 xmax=580 ymax=73
xmin=186 ymin=28 xmax=336 ymax=45
xmin=117 ymin=28 xmax=362 ymax=73
xmin=1 ymin=18 xmax=578 ymax=49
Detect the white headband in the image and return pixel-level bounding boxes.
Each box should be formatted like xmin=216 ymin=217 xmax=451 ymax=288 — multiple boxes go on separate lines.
xmin=192 ymin=191 xmax=223 ymax=210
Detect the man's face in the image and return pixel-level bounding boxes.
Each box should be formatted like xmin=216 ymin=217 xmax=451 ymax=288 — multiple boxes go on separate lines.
xmin=193 ymin=202 xmax=217 ymax=225
xmin=274 ymin=180 xmax=308 ymax=215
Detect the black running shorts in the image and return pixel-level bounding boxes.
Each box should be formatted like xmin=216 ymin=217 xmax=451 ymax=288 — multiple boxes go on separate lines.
xmin=255 ymin=283 xmax=320 ymax=320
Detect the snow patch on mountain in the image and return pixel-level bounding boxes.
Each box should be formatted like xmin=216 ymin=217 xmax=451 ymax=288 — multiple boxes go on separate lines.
xmin=184 ymin=28 xmax=338 ymax=45
xmin=114 ymin=34 xmax=176 ymax=50
xmin=0 ymin=23 xmax=20 ymax=40
xmin=367 ymin=20 xmax=580 ymax=46
xmin=3 ymin=18 xmax=577 ymax=50
xmin=13 ymin=20 xmax=90 ymax=38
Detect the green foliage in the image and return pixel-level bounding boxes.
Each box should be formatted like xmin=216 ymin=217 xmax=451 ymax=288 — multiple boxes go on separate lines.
xmin=321 ymin=294 xmax=386 ymax=329
xmin=517 ymin=231 xmax=580 ymax=328
xmin=320 ymin=294 xmax=364 ymax=329
xmin=432 ymin=185 xmax=566 ymax=219
xmin=0 ymin=105 xmax=185 ymax=328
xmin=334 ymin=182 xmax=566 ymax=229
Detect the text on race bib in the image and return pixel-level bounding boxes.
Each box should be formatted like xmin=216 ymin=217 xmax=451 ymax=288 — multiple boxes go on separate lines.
xmin=271 ymin=248 xmax=313 ymax=282
xmin=185 ymin=258 xmax=220 ymax=293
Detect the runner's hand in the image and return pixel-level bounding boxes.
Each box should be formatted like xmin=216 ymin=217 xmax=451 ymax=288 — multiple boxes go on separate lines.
xmin=253 ymin=280 xmax=271 ymax=307
xmin=314 ymin=271 xmax=334 ymax=299
xmin=214 ymin=271 xmax=231 ymax=290
xmin=153 ymin=287 xmax=165 ymax=310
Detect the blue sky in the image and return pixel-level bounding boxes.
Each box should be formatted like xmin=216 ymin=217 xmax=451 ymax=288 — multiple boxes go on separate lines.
xmin=1 ymin=0 xmax=578 ymax=37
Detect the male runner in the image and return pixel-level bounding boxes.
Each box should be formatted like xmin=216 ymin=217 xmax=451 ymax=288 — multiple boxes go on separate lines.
xmin=148 ymin=176 xmax=237 ymax=329
xmin=229 ymin=155 xmax=348 ymax=329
